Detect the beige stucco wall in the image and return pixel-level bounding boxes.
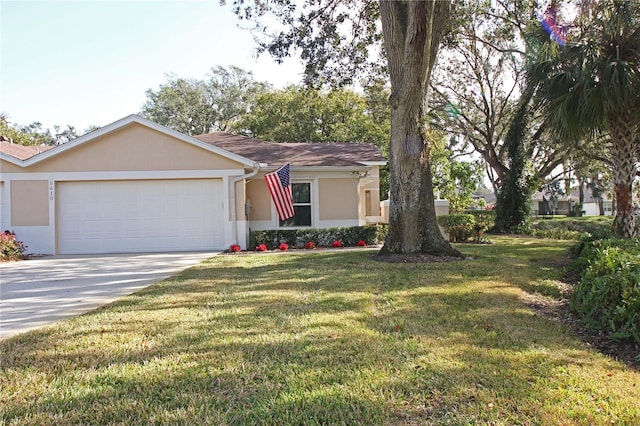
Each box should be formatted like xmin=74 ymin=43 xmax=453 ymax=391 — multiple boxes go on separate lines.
xmin=11 ymin=180 xmax=49 ymax=226
xmin=318 ymin=178 xmax=358 ymax=220
xmin=363 ymin=189 xmax=381 ymax=217
xmin=246 ymin=177 xmax=272 ymax=221
xmin=362 ymin=166 xmax=381 ymax=218
xmin=14 ymin=123 xmax=242 ymax=173
xmin=232 ymin=179 xmax=246 ymax=221
xmin=1 ymin=160 xmax=23 ymax=173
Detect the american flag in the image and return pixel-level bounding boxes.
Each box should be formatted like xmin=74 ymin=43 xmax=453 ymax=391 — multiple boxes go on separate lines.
xmin=264 ymin=164 xmax=295 ymax=220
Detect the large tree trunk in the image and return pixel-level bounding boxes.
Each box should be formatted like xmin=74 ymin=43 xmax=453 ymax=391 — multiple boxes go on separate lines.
xmin=378 ymin=0 xmax=460 ymax=256
xmin=493 ymin=85 xmax=534 ymax=233
xmin=577 ymin=178 xmax=585 ymax=217
xmin=609 ymin=113 xmax=639 ymax=238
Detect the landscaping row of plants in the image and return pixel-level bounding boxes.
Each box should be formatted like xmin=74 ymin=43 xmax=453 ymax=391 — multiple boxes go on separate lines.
xmin=569 ymin=237 xmax=640 ymax=345
xmin=437 ymin=212 xmax=618 ymax=243
xmin=528 ymin=217 xmax=617 ymax=240
xmin=247 ymin=225 xmax=387 ymax=252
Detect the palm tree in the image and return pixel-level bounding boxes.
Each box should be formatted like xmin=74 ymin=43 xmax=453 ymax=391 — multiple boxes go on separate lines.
xmin=529 ymin=0 xmax=640 ymax=237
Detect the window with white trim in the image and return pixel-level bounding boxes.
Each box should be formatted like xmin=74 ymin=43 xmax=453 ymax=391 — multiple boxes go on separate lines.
xmin=280 ymin=182 xmax=312 ymax=227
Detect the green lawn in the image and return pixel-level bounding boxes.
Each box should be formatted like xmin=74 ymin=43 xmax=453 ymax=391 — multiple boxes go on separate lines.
xmin=1 ymin=237 xmax=638 ymax=425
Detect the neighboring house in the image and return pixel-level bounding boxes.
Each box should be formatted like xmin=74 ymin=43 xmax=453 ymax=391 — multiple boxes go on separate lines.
xmin=470 ymin=190 xmax=497 ymax=211
xmin=531 ymin=190 xmax=613 ymax=216
xmin=0 ymin=115 xmax=385 ymax=255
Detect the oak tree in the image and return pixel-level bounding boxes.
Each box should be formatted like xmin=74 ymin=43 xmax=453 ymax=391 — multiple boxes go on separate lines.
xmin=225 ymin=0 xmax=460 ymax=255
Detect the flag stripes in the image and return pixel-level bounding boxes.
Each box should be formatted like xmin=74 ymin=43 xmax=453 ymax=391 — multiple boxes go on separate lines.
xmin=264 ymin=164 xmax=295 ymax=220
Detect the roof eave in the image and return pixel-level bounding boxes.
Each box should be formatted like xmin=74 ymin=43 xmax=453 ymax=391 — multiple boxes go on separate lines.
xmin=20 ymin=115 xmax=256 ymax=168
xmin=0 ymin=153 xmax=26 ymax=166
xmin=285 ymin=165 xmax=372 ymax=173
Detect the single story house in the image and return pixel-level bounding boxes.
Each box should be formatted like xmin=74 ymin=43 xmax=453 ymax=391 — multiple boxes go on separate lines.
xmin=531 ymin=189 xmax=613 ymax=217
xmin=0 ymin=115 xmax=385 ymax=254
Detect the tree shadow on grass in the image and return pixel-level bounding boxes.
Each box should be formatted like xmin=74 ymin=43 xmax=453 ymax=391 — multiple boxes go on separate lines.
xmin=2 ymin=242 xmax=637 ymax=425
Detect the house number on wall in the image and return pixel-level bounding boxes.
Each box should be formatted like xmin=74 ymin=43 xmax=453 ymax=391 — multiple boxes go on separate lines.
xmin=49 ymin=181 xmax=54 ymax=201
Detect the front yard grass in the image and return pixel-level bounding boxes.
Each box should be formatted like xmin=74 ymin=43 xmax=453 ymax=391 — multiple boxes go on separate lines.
xmin=1 ymin=236 xmax=638 ymax=425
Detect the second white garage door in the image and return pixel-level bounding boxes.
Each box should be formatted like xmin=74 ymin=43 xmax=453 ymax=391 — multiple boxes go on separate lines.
xmin=58 ymin=179 xmax=224 ymax=254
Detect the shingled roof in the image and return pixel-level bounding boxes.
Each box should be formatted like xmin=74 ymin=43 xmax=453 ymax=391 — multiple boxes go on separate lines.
xmin=194 ymin=132 xmax=386 ymax=168
xmin=0 ymin=124 xmax=387 ymax=168
xmin=0 ymin=141 xmax=54 ymax=160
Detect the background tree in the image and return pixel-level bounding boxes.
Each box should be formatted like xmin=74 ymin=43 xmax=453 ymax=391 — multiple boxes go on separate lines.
xmin=431 ymin=133 xmax=484 ymax=213
xmin=52 ymin=125 xmax=79 ymax=145
xmin=568 ymin=136 xmax=613 ymax=216
xmin=432 ymin=0 xmax=571 ymax=233
xmin=234 ymin=86 xmax=383 ymax=143
xmin=0 ymin=115 xmax=54 ymax=146
xmin=234 ymin=84 xmax=391 ymax=196
xmin=141 ymin=66 xmax=271 ymax=135
xmin=1 ymin=114 xmax=100 ymax=146
xmin=225 ymin=0 xmax=459 ymax=255
xmin=529 ymin=0 xmax=640 ymax=237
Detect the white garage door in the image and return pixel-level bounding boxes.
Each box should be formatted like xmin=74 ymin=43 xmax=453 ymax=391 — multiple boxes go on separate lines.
xmin=58 ymin=179 xmax=224 ymax=254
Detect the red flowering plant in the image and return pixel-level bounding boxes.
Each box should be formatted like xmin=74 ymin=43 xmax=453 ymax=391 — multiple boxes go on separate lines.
xmin=279 ymin=242 xmax=289 ymax=251
xmin=304 ymin=241 xmax=316 ymax=250
xmin=229 ymin=244 xmax=241 ymax=253
xmin=331 ymin=240 xmax=343 ymax=248
xmin=356 ymin=240 xmax=367 ymax=247
xmin=255 ymin=243 xmax=268 ymax=252
xmin=0 ymin=231 xmax=27 ymax=261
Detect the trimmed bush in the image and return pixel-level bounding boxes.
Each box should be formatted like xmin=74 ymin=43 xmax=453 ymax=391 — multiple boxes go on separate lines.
xmin=531 ymin=228 xmax=583 ymax=240
xmin=530 ymin=218 xmax=615 ymax=240
xmin=469 ymin=210 xmax=495 ymax=242
xmin=376 ymin=224 xmax=388 ymax=244
xmin=570 ymin=238 xmax=640 ymax=343
xmin=0 ymin=231 xmax=27 ymax=261
xmin=437 ymin=214 xmax=475 ymax=242
xmin=249 ymin=226 xmax=382 ymax=250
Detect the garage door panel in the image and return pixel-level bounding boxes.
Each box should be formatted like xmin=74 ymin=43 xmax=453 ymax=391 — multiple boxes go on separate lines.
xmin=58 ymin=179 xmax=224 ymax=254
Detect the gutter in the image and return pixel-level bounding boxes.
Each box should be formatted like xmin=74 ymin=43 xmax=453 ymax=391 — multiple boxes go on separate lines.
xmin=230 ymin=161 xmax=261 ymax=248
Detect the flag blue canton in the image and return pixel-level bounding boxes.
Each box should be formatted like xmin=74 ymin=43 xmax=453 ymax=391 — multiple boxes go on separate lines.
xmin=277 ymin=165 xmax=290 ymax=188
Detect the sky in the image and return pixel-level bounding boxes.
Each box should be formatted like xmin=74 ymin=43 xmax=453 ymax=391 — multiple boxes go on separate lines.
xmin=1 ymin=0 xmax=304 ymax=132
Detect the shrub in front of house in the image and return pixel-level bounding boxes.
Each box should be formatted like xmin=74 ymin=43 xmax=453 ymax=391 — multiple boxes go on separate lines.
xmin=376 ymin=224 xmax=388 ymax=244
xmin=250 ymin=226 xmax=382 ymax=249
xmin=0 ymin=231 xmax=27 ymax=261
xmin=437 ymin=214 xmax=475 ymax=242
xmin=468 ymin=210 xmax=495 ymax=242
xmin=570 ymin=238 xmax=640 ymax=343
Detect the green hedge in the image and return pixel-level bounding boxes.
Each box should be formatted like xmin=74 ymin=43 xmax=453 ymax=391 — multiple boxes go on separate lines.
xmin=530 ymin=219 xmax=615 ymax=240
xmin=437 ymin=211 xmax=496 ymax=243
xmin=249 ymin=225 xmax=387 ymax=250
xmin=437 ymin=214 xmax=474 ymax=242
xmin=570 ymin=238 xmax=640 ymax=343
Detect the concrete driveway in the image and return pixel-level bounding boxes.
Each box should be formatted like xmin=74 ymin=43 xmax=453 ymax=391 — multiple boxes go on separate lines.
xmin=0 ymin=252 xmax=216 ymax=339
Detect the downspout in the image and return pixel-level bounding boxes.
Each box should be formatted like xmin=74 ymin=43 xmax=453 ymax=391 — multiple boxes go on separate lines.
xmin=230 ymin=162 xmax=261 ymax=248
